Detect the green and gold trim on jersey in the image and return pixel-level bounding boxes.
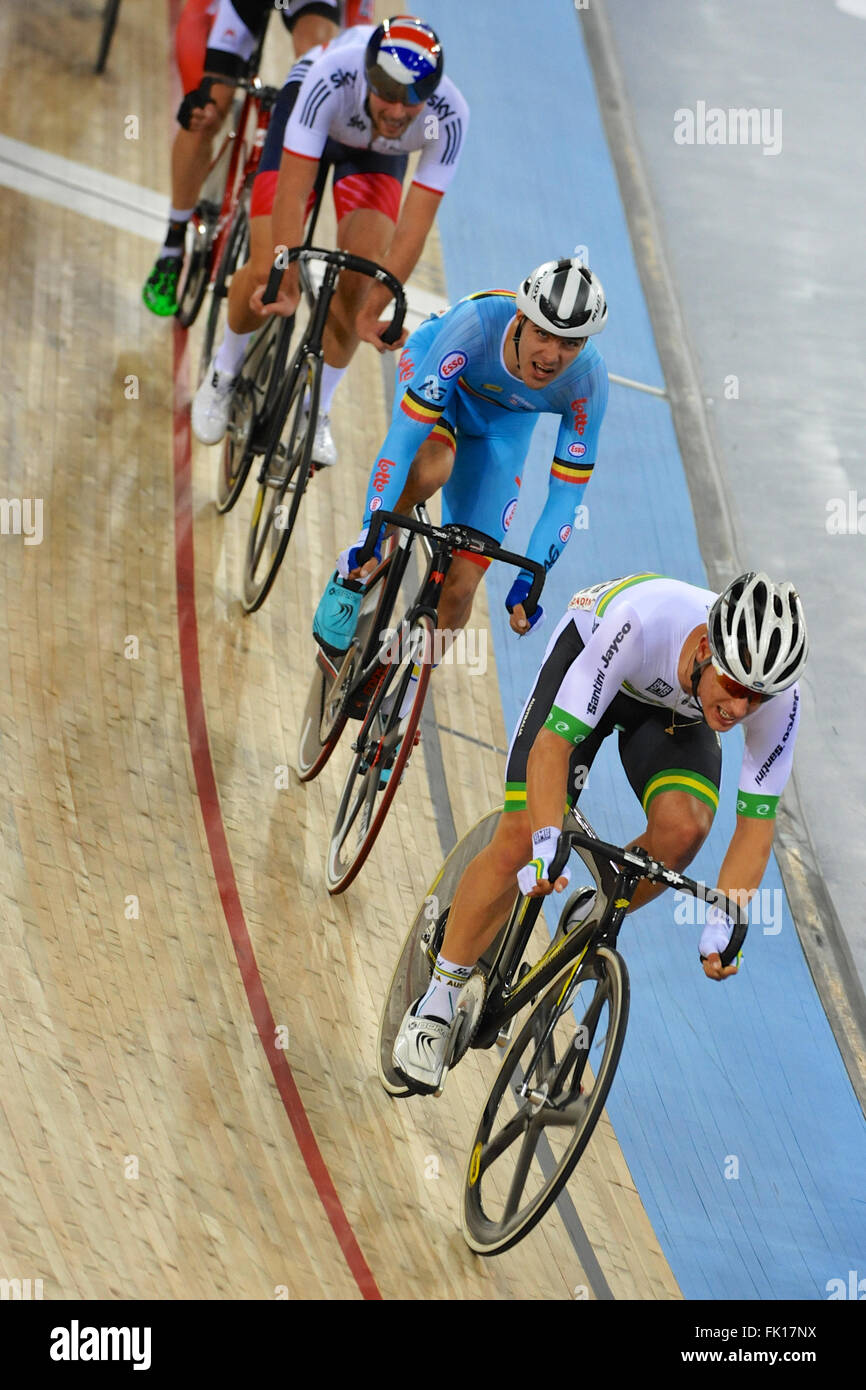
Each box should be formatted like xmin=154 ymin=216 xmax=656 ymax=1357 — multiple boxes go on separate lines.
xmin=595 ymin=572 xmax=662 ymax=618
xmin=545 ymin=705 xmax=593 ymax=746
xmin=736 ymin=790 xmax=780 ymax=820
xmin=504 ymin=781 xmax=527 ymax=813
xmin=642 ymin=768 xmax=719 ymax=815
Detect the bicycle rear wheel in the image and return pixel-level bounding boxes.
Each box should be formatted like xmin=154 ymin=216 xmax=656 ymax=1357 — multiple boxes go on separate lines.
xmin=200 ymin=191 xmax=250 ymax=385
xmin=295 ymin=552 xmax=395 ymax=783
xmin=176 ymin=130 xmax=240 ymax=328
xmin=216 ymin=315 xmax=284 ymax=514
xmin=241 ymin=350 xmax=320 ymax=612
xmin=376 ymin=808 xmax=504 ymax=1097
xmin=325 ymin=614 xmax=433 ymax=895
xmin=462 ymin=943 xmax=629 ymax=1256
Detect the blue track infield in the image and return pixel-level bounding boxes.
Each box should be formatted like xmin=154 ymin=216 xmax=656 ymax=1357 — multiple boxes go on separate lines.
xmin=421 ymin=0 xmax=866 ymax=1299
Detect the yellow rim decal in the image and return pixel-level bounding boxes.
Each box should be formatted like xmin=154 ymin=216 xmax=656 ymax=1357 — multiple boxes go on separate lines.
xmin=468 ymin=1142 xmax=482 ymax=1186
xmin=614 ymin=897 xmax=630 ymax=909
xmin=251 ymin=489 xmax=263 ymax=526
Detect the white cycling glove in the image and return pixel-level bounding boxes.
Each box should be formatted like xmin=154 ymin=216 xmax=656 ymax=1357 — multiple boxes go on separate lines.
xmin=517 ymin=827 xmax=572 ymax=895
xmin=699 ymin=904 xmax=735 ymax=960
xmin=337 ymin=528 xmax=372 ymax=580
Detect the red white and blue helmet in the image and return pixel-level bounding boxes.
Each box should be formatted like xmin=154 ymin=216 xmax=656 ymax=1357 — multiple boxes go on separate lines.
xmin=365 ymin=16 xmax=443 ymax=105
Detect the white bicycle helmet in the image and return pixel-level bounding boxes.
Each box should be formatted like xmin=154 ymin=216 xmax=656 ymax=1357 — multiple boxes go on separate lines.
xmin=707 ymin=572 xmax=808 ymax=695
xmin=516 ymin=258 xmax=607 ymax=338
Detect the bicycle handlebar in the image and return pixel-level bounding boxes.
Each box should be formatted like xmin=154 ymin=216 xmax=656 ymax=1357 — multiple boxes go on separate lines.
xmin=549 ymin=828 xmax=749 ymax=969
xmin=356 ymin=510 xmax=546 ymax=618
xmin=262 ymin=246 xmax=407 ymax=344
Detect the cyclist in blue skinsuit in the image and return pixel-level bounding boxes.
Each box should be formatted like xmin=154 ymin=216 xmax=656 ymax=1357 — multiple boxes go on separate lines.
xmin=313 ymin=256 xmax=610 ymax=662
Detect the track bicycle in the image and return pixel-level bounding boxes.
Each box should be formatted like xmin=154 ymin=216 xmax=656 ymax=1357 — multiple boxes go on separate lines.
xmin=175 ymin=72 xmax=280 ymax=331
xmin=238 ymin=250 xmax=406 ymax=611
xmin=377 ymin=806 xmax=748 ymax=1255
xmin=295 ymin=507 xmax=545 ymax=895
xmin=212 ymin=160 xmax=332 ymax=516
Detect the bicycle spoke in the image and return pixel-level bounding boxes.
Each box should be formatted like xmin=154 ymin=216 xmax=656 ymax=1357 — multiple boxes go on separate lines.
xmin=502 ymin=1123 xmax=542 ymax=1224
xmin=476 ymin=1107 xmax=531 ymax=1171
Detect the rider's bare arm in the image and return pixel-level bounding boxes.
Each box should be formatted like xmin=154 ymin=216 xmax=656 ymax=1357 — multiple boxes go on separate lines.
xmin=356 ymin=184 xmax=443 ymax=346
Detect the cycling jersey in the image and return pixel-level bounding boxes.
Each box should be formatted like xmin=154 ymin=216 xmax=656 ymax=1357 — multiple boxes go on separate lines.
xmin=541 ymin=574 xmax=800 ymax=818
xmin=363 ymin=291 xmax=608 ymax=575
xmin=202 ymin=0 xmax=341 ymax=80
xmin=282 ymin=26 xmax=469 ymax=198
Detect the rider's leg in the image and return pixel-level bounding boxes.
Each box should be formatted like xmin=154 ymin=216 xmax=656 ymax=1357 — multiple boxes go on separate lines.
xmin=618 ymin=710 xmax=721 ymax=910
xmin=626 ymin=791 xmax=714 ymax=911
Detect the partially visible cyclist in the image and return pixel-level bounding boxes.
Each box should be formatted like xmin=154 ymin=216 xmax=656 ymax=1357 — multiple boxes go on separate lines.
xmin=390 ymin=571 xmax=809 ymax=1091
xmin=192 ymin=15 xmax=469 ymax=461
xmin=143 ymin=0 xmax=344 ymax=317
xmin=312 ymin=257 xmax=609 ymax=700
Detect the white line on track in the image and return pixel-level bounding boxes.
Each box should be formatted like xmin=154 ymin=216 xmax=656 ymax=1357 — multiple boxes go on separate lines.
xmin=1 ymin=132 xmax=668 ymax=396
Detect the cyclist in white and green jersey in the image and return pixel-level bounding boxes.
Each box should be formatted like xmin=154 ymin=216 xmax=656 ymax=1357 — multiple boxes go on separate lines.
xmin=392 ymin=571 xmax=809 ymax=1093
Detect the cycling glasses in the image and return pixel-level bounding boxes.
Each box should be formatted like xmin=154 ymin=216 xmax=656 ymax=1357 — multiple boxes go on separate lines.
xmin=366 ymin=69 xmax=426 ymax=106
xmin=712 ymin=663 xmax=774 ymax=705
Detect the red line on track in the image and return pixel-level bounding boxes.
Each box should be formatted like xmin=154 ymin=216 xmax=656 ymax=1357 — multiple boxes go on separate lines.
xmin=171 ymin=327 xmax=380 ymax=1302
xmin=166 ymin=0 xmax=380 ymax=1299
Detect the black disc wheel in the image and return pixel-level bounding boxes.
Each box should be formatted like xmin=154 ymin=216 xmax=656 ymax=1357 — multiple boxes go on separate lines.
xmin=462 ymin=944 xmax=629 ymax=1255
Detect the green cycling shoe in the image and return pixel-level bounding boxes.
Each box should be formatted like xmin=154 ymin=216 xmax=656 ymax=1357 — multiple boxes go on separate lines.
xmin=142 ymin=256 xmax=182 ymax=316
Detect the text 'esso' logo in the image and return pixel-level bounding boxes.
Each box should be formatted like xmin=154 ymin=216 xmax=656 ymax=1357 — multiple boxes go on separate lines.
xmin=559 ymin=524 xmax=572 ymax=544
xmin=372 ymin=458 xmax=395 ymax=492
xmin=571 ymin=397 xmax=588 ymax=434
xmin=438 ymin=350 xmax=467 ymax=380
xmin=369 ymin=496 xmax=382 ymax=511
xmin=501 ymin=496 xmax=518 ymax=532
xmin=568 ymin=441 xmax=586 ymax=458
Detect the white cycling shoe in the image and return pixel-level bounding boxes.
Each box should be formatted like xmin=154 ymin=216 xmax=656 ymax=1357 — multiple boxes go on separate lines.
xmin=309 ymin=408 xmax=337 ymax=468
xmin=392 ymin=1001 xmax=452 ymax=1092
xmin=192 ymin=361 xmax=237 ymax=445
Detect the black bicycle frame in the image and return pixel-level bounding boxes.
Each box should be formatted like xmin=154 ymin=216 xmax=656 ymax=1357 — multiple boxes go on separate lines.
xmin=337 ymin=507 xmax=546 ymax=733
xmin=472 ymin=814 xmax=749 ymax=1050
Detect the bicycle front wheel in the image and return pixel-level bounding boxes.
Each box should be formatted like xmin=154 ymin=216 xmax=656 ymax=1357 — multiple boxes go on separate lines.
xmin=241 ymin=350 xmax=320 ymax=612
xmin=326 ymin=614 xmax=433 ymax=894
xmin=462 ymin=944 xmax=629 ymax=1256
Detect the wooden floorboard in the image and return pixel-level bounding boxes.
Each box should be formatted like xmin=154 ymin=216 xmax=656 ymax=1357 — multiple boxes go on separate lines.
xmin=0 ymin=0 xmax=680 ymax=1300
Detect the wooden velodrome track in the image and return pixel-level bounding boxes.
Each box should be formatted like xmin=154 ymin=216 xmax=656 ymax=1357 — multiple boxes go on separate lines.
xmin=0 ymin=2 xmax=680 ymax=1300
